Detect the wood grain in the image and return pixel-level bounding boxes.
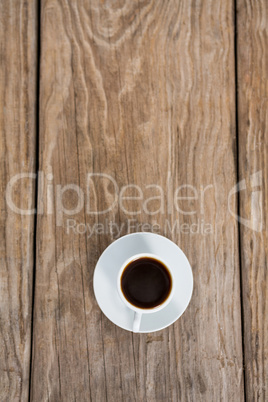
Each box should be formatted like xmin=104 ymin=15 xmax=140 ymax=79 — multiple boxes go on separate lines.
xmin=31 ymin=0 xmax=244 ymax=401
xmin=237 ymin=0 xmax=268 ymax=400
xmin=0 ymin=1 xmax=37 ymax=401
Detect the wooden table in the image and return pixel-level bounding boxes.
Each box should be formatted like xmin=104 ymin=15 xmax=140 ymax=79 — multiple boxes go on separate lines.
xmin=0 ymin=1 xmax=267 ymax=401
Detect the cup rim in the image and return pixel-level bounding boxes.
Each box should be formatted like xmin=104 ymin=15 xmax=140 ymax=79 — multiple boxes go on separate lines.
xmin=117 ymin=252 xmax=175 ymax=314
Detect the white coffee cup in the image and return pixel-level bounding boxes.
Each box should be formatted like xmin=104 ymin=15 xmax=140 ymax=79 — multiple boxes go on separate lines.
xmin=117 ymin=253 xmax=175 ymax=332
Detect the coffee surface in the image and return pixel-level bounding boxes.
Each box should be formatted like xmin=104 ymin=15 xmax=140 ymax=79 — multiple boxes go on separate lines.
xmin=121 ymin=257 xmax=172 ymax=309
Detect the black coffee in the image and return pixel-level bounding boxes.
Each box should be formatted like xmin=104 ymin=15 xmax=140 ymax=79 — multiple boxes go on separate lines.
xmin=121 ymin=257 xmax=172 ymax=309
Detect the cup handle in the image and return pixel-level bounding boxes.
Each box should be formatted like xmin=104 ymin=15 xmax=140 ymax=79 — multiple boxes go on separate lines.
xmin=133 ymin=312 xmax=142 ymax=333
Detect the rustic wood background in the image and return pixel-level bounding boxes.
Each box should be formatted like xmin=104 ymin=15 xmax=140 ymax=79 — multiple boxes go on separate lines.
xmin=0 ymin=0 xmax=267 ymax=401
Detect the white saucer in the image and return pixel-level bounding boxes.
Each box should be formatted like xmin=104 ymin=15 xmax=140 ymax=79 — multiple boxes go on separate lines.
xmin=93 ymin=232 xmax=193 ymax=333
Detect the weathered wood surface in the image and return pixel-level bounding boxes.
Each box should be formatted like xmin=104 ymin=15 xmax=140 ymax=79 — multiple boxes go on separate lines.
xmin=30 ymin=1 xmax=244 ymax=401
xmin=0 ymin=1 xmax=37 ymax=401
xmin=237 ymin=0 xmax=268 ymax=400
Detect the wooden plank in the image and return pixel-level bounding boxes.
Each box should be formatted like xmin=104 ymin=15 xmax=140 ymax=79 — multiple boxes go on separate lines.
xmin=31 ymin=1 xmax=244 ymax=400
xmin=0 ymin=1 xmax=37 ymax=401
xmin=236 ymin=0 xmax=268 ymax=400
